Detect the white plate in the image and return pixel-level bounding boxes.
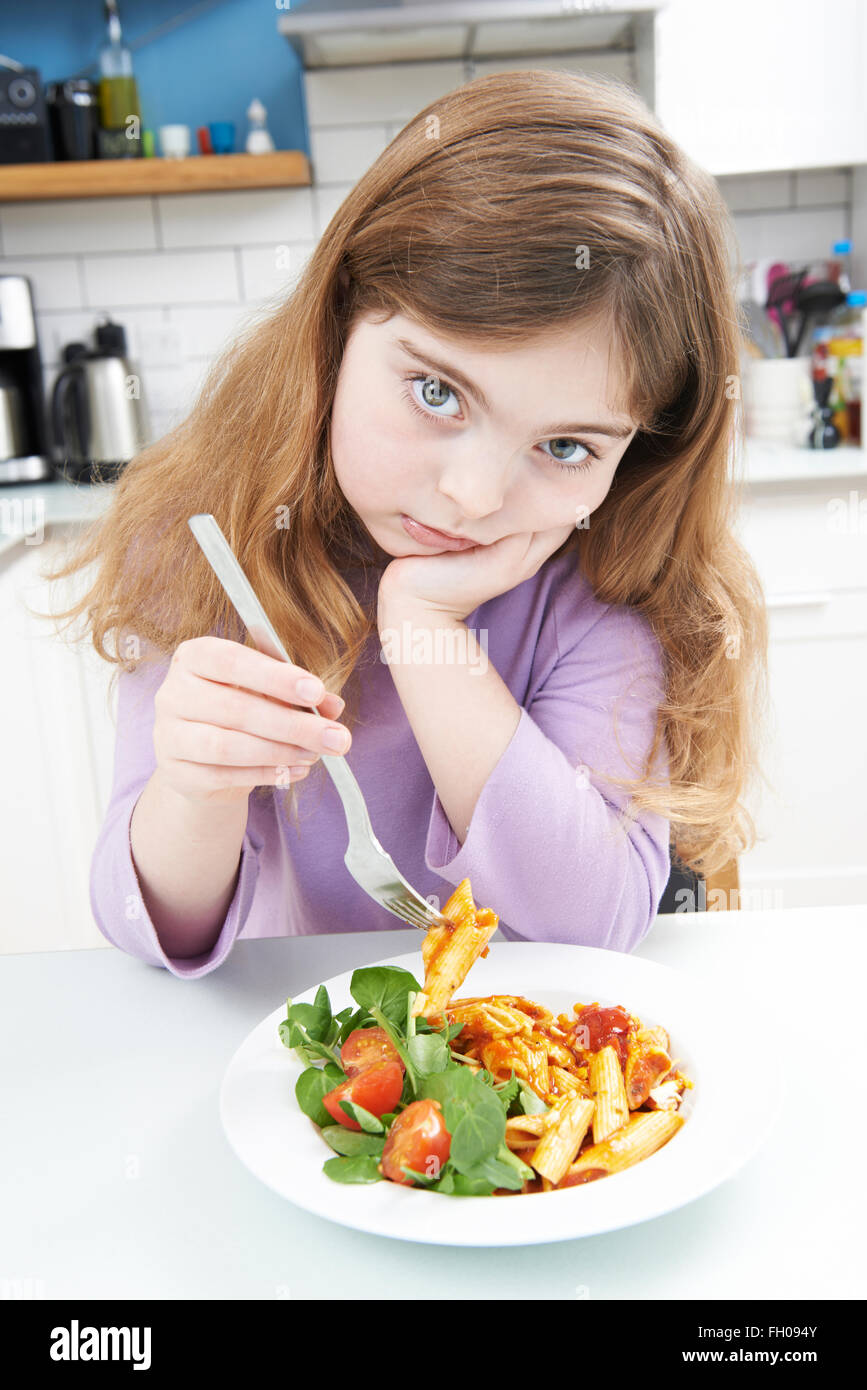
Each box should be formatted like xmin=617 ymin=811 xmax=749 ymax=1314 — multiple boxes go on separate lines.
xmin=219 ymin=942 xmax=786 ymax=1246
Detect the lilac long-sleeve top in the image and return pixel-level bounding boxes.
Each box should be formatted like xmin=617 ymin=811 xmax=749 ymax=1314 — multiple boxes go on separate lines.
xmin=90 ymin=547 xmax=672 ymax=978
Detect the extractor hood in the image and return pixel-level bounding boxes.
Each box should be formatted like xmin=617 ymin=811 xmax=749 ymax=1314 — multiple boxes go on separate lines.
xmin=277 ymin=0 xmax=660 ymax=71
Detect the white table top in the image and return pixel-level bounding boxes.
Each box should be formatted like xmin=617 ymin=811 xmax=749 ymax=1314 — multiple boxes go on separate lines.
xmin=3 ymin=903 xmax=865 ymax=1300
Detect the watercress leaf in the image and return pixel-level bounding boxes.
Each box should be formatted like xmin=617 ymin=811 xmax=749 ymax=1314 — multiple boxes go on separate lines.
xmin=446 ymin=1021 xmax=467 ymax=1042
xmin=350 ymin=966 xmax=422 ymax=1027
xmin=337 ymin=1007 xmax=372 ymax=1045
xmin=338 ymin=1099 xmax=385 ymax=1133
xmin=320 ymin=1126 xmax=384 ymax=1158
xmin=473 ymin=1155 xmax=525 ymax=1191
xmin=278 ymin=1017 xmax=304 ymax=1050
xmin=323 ymin=1155 xmax=383 ymax=1185
xmin=449 ymin=1093 xmax=506 ymax=1172
xmin=295 ymin=1066 xmax=340 ymax=1127
xmin=407 ymin=1031 xmax=450 ymax=1075
xmin=451 ymin=1171 xmax=496 ymax=1196
xmin=297 ymin=1033 xmax=342 ymax=1068
xmin=286 ymin=988 xmax=331 ymax=1043
xmin=494 ymin=1073 xmax=520 ymax=1112
xmin=436 ymin=1168 xmax=456 ymax=1195
xmin=311 ymin=984 xmax=333 ymax=1038
xmin=494 ymin=1142 xmax=536 ymax=1184
xmin=420 ymin=1062 xmax=477 ymax=1112
xmin=517 ymin=1081 xmax=549 ymax=1116
xmin=399 ymin=1165 xmax=440 ymax=1189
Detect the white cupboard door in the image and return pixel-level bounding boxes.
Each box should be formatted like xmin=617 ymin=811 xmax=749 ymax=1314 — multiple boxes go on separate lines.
xmin=0 ymin=531 xmax=116 ymax=953
xmin=655 ymin=0 xmax=867 ymax=175
xmin=740 ymin=592 xmax=867 ymax=908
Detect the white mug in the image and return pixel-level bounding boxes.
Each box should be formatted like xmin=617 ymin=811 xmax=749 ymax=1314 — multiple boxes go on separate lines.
xmin=159 ymin=124 xmax=191 ymax=159
xmin=742 ymin=356 xmax=815 ymax=445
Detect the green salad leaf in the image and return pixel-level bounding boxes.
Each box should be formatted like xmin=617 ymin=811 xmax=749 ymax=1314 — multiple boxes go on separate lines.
xmin=338 ymin=1099 xmax=385 ymax=1133
xmin=295 ymin=1062 xmax=345 ymax=1127
xmin=323 ymin=1155 xmax=383 ymax=1184
xmin=320 ymin=1126 xmax=385 ymax=1158
xmin=349 ymin=966 xmax=422 ymax=1028
xmin=406 ymin=1030 xmax=450 ymax=1075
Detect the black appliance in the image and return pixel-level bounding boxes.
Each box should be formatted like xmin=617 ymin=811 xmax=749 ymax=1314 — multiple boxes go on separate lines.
xmin=0 ymin=276 xmax=53 ymax=483
xmin=0 ymin=66 xmax=51 ymax=164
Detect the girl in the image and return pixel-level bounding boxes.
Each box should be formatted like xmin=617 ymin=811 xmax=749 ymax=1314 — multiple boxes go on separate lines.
xmin=46 ymin=69 xmax=769 ymax=978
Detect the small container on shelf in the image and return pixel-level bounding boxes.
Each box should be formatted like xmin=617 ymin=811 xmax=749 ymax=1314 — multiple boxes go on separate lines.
xmin=825 ymin=290 xmax=865 ymax=445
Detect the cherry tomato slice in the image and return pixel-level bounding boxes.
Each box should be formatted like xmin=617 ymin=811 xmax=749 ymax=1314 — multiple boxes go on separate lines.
xmin=340 ymin=1026 xmax=404 ymax=1076
xmin=379 ymin=1099 xmax=451 ymax=1185
xmin=322 ymin=1060 xmax=405 ymax=1131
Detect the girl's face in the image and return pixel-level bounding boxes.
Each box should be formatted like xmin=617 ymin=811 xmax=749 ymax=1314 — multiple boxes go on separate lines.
xmin=329 ymin=309 xmax=639 ymax=558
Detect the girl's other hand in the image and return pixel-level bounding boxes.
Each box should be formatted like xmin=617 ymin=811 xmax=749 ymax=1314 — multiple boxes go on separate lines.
xmin=152 ymin=636 xmax=351 ymax=804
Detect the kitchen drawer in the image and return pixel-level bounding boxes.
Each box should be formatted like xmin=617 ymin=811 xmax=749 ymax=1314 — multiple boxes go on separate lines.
xmin=765 ymin=589 xmax=867 ymax=642
xmin=734 ymin=487 xmax=867 ymax=596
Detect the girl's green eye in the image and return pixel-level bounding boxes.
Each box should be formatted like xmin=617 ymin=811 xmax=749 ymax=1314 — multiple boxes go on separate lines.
xmin=538 ymin=438 xmax=597 ymax=471
xmin=401 ymin=372 xmax=598 ymax=475
xmin=409 ymin=373 xmax=461 ymax=417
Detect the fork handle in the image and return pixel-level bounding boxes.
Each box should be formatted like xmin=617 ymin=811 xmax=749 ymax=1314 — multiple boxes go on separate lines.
xmin=187 ymin=512 xmax=363 ymax=802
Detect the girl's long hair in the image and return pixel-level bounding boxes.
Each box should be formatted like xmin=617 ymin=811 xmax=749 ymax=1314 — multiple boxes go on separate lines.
xmin=41 ymin=68 xmax=769 ymax=879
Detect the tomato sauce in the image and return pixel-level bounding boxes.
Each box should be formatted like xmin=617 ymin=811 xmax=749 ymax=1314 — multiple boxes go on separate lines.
xmin=570 ymin=1003 xmax=633 ymax=1068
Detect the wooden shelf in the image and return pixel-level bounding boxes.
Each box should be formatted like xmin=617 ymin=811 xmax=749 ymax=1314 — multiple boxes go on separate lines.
xmin=0 ymin=151 xmax=311 ymax=202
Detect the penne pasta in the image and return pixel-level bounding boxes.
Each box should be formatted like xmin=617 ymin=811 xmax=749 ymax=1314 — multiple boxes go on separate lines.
xmin=560 ymin=1110 xmax=685 ymax=1185
xmin=504 ymin=1114 xmax=547 ymax=1149
xmin=411 ymin=878 xmax=498 ymax=1020
xmin=529 ymin=1096 xmax=596 ymax=1184
xmin=588 ymin=1044 xmax=631 ymax=1143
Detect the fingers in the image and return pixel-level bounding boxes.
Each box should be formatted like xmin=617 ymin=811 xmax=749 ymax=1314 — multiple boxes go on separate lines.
xmin=158 ymin=719 xmax=347 ymax=770
xmin=170 ymin=635 xmax=333 ymax=709
xmin=169 ymin=676 xmax=349 ymax=758
xmin=164 ymin=637 xmax=351 ymax=756
xmin=159 ymin=758 xmax=314 ymax=797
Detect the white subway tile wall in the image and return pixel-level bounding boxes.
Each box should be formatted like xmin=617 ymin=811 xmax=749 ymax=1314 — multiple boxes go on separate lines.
xmin=0 ymin=55 xmax=853 ymax=447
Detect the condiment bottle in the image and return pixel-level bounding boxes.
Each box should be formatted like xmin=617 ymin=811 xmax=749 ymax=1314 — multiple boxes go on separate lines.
xmin=97 ymin=0 xmax=142 ymax=159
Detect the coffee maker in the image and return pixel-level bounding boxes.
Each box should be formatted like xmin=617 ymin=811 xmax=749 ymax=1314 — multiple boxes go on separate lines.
xmin=0 ymin=276 xmax=54 ymax=483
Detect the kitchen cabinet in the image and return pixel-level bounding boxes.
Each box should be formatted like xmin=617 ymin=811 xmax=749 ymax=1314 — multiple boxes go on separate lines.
xmin=734 ymin=482 xmax=867 ymax=907
xmin=0 ymin=530 xmax=117 ymax=951
xmin=655 ymin=0 xmax=867 ymax=175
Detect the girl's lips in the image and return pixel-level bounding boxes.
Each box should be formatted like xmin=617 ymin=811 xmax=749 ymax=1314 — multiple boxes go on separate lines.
xmin=400 ymin=513 xmax=479 ymax=551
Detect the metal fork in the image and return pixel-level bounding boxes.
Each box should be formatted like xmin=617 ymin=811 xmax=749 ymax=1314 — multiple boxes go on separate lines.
xmin=188 ymin=513 xmax=454 ymax=932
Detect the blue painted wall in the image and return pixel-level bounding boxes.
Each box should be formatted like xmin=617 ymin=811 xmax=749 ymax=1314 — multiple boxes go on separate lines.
xmin=0 ymin=0 xmax=313 ymax=155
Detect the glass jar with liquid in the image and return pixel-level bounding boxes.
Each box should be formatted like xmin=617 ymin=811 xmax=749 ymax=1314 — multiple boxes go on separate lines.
xmin=97 ymin=1 xmax=142 ymax=159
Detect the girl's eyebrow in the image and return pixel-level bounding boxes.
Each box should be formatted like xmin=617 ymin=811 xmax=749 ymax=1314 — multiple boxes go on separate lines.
xmin=395 ymin=336 xmax=635 ymax=439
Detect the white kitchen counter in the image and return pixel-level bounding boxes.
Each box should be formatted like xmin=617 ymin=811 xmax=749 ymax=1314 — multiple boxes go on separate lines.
xmin=2 ymin=903 xmax=864 ymax=1299
xmin=0 ymin=476 xmax=111 ymax=559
